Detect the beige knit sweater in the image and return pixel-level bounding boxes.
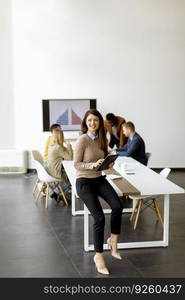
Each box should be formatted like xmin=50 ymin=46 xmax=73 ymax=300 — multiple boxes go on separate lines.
xmin=46 ymin=144 xmax=73 ymax=179
xmin=74 ymin=134 xmax=105 ymax=178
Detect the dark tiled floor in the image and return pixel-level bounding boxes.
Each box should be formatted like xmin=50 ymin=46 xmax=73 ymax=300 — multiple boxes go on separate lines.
xmin=0 ymin=170 xmax=185 ymax=278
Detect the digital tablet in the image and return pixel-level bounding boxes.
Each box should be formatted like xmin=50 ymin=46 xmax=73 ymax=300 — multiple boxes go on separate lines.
xmin=97 ymin=154 xmax=119 ymax=171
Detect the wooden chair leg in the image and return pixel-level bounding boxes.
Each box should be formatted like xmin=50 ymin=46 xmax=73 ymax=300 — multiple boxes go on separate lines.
xmin=45 ymin=183 xmax=49 ymax=208
xmin=153 ymin=199 xmax=163 ymax=225
xmin=130 ymin=200 xmax=140 ymax=221
xmin=35 ymin=182 xmax=44 ymax=204
xmin=133 ymin=199 xmax=142 ymax=230
xmin=33 ymin=179 xmax=39 ymax=196
xmin=58 ymin=184 xmax=68 ymax=206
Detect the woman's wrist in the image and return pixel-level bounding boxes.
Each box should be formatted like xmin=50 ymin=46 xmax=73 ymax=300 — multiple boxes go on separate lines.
xmin=93 ymin=163 xmax=97 ymax=169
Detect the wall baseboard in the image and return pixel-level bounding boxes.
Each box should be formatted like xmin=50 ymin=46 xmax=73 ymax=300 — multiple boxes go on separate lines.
xmin=0 ymin=150 xmax=28 ymax=174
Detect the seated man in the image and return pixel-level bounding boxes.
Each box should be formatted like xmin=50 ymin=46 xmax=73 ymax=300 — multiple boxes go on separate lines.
xmin=43 ymin=123 xmax=61 ymax=161
xmin=116 ymin=121 xmax=147 ymax=165
xmin=104 ymin=113 xmax=126 ymax=148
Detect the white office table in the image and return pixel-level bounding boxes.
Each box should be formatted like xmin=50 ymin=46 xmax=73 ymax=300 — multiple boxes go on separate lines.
xmin=63 ymin=160 xmax=136 ymax=216
xmin=63 ymin=158 xmax=185 ymax=251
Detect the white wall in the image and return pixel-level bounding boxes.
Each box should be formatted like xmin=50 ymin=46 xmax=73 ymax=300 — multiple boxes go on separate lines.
xmin=0 ymin=0 xmax=14 ymax=148
xmin=2 ymin=0 xmax=185 ymax=167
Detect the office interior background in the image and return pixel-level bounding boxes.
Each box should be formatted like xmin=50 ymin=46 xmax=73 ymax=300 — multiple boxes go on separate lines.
xmin=0 ymin=0 xmax=185 ymax=278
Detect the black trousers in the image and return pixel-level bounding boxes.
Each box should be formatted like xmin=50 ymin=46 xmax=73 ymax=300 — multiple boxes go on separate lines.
xmin=76 ymin=176 xmax=123 ymax=253
xmin=109 ymin=134 xmax=120 ymax=148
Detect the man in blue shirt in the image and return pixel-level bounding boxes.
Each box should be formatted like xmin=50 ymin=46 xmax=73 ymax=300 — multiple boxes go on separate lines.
xmin=116 ymin=121 xmax=147 ymax=165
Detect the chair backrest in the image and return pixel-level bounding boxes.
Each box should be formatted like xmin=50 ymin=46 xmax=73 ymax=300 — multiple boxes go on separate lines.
xmin=32 ymin=150 xmax=44 ymax=165
xmin=145 ymin=152 xmax=151 ymax=165
xmin=33 ymin=160 xmax=58 ymax=182
xmin=160 ymin=167 xmax=171 ymax=178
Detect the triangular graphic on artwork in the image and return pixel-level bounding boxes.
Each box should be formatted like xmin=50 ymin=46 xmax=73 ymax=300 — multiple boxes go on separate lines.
xmin=71 ymin=109 xmax=82 ymax=124
xmin=56 ymin=108 xmax=68 ymax=125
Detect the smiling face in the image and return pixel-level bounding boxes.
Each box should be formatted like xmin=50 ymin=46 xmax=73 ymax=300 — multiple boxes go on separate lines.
xmin=86 ymin=114 xmax=100 ymax=135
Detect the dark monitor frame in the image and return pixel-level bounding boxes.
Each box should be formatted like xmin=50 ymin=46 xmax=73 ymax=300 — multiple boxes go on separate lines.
xmin=42 ymin=99 xmax=96 ymax=131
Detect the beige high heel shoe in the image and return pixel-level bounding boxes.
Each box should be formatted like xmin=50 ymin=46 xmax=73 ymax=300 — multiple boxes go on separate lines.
xmin=93 ymin=255 xmax=109 ymax=275
xmin=107 ymin=237 xmax=122 ymax=260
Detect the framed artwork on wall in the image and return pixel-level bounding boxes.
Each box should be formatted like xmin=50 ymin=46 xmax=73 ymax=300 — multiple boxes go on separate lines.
xmin=42 ymin=99 xmax=96 ymax=131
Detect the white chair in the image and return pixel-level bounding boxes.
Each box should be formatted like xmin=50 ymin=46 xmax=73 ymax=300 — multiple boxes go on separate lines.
xmin=130 ymin=168 xmax=171 ymax=229
xmin=33 ymin=159 xmax=68 ymax=208
xmin=32 ymin=150 xmax=45 ymax=195
xmin=32 ymin=150 xmax=44 ymax=165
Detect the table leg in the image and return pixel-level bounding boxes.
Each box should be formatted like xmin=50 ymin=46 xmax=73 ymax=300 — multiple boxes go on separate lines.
xmin=163 ymin=194 xmax=170 ymax=246
xmin=84 ymin=194 xmax=170 ymax=251
xmin=72 ymin=189 xmax=76 ymax=216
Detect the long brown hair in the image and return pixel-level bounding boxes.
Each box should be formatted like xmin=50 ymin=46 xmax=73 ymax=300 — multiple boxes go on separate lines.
xmin=52 ymin=129 xmax=67 ymax=150
xmin=81 ymin=109 xmax=108 ymax=156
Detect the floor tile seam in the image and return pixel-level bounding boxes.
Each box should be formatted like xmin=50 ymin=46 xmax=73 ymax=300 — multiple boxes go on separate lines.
xmin=138 ymin=260 xmax=185 ymax=270
xmin=43 ymin=211 xmax=82 ymax=278
xmin=125 ymin=258 xmax=145 ymax=278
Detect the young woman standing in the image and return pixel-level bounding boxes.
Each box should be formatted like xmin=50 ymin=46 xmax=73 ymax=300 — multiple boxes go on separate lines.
xmin=74 ymin=109 xmax=123 ymax=275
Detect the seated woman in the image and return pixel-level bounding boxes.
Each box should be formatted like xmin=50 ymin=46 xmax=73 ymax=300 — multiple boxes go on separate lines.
xmin=45 ymin=128 xmax=73 ymax=202
xmin=43 ymin=123 xmax=61 ymax=162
